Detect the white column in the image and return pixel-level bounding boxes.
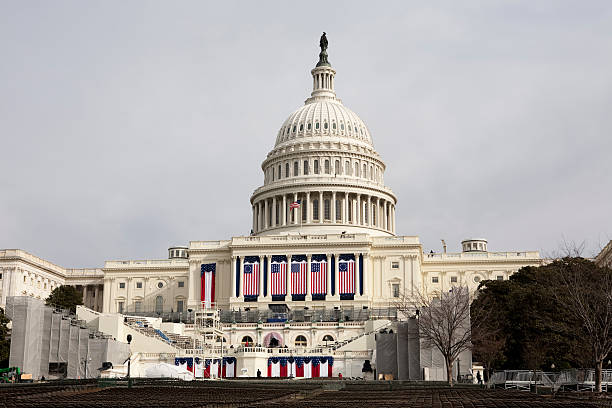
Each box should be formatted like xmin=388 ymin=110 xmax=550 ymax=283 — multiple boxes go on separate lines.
xmin=326 ymin=254 xmax=331 ymax=296
xmin=282 ymin=195 xmax=287 ymax=226
xmin=264 ymin=199 xmax=269 ymax=229
xmin=238 ymin=257 xmax=244 ymax=298
xmin=306 ymin=192 xmax=311 ymax=223
xmin=287 ymin=255 xmax=292 ymax=297
xmin=354 ymin=253 xmax=361 ymax=297
xmin=344 ymin=193 xmax=349 ymax=223
xmin=363 ymin=254 xmax=370 ymax=298
xmin=231 ymin=256 xmax=237 ymax=299
xmin=332 ymin=192 xmax=337 ymax=223
xmin=94 ymin=285 xmax=100 ymax=311
xmin=392 ymin=205 xmax=396 ymax=233
xmin=306 ymin=254 xmax=312 ymax=301
xmin=273 ymin=196 xmax=278 ymax=227
xmin=356 ymin=195 xmax=361 ymax=225
xmin=266 ymin=256 xmax=272 ymax=300
xmin=333 ymin=254 xmax=340 ymax=300
xmin=259 ymin=257 xmax=264 ymax=298
xmin=258 ymin=202 xmax=263 ymax=231
xmin=252 ymin=205 xmax=256 ymax=232
xmin=319 ymin=191 xmax=323 ymax=223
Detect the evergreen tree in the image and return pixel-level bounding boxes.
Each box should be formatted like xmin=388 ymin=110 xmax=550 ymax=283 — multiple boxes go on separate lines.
xmin=45 ymin=285 xmax=83 ymax=313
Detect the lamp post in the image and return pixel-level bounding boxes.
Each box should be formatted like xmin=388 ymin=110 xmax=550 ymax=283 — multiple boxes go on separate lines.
xmin=127 ymin=334 xmax=132 ymax=388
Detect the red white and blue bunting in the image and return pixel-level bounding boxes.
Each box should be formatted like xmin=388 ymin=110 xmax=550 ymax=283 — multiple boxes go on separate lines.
xmin=267 ymin=356 xmax=334 ymax=378
xmin=175 ymin=357 xmax=237 ymax=378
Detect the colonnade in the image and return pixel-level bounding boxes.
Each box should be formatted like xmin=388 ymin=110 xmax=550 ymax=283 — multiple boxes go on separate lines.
xmin=230 ymin=253 xmax=370 ymax=301
xmin=252 ymin=191 xmax=395 ymax=234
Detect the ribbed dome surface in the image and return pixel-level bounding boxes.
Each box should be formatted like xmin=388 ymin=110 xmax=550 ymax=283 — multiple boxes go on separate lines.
xmin=274 ymin=99 xmax=373 ymax=148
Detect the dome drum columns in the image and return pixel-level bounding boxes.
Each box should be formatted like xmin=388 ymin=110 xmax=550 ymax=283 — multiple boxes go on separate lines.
xmin=251 ymin=190 xmax=395 ymax=236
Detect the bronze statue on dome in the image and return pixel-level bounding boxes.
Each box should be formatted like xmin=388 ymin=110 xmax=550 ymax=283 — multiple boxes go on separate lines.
xmin=317 ymin=32 xmax=330 ymax=67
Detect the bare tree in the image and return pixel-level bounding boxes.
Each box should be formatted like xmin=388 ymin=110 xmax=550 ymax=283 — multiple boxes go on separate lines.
xmin=554 ymin=258 xmax=612 ymax=393
xmin=400 ymin=286 xmax=476 ymax=386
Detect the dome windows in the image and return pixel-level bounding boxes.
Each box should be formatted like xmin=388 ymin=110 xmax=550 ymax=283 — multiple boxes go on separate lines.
xmin=324 ymin=122 xmax=328 ymax=130
xmin=303 ymin=160 xmax=309 ymax=175
xmin=293 ymin=126 xmax=296 ymax=133
xmin=315 ymin=122 xmax=320 ymax=130
xmin=285 ymin=163 xmax=289 ymax=178
xmin=299 ymin=124 xmax=304 ymax=131
xmin=324 ymin=159 xmax=330 ymax=174
xmin=308 ymin=123 xmax=312 ymax=130
xmin=340 ymin=123 xmax=344 ymax=130
xmin=332 ymin=122 xmax=336 ymax=130
xmin=314 ymin=160 xmax=320 ymax=174
xmin=294 ymin=161 xmax=298 ymax=176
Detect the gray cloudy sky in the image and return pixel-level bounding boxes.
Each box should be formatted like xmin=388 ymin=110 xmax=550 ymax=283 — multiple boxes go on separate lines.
xmin=1 ymin=1 xmax=611 ymax=267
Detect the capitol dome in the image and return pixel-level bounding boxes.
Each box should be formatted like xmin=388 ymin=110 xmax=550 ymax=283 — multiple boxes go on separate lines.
xmin=250 ymin=34 xmax=397 ymax=237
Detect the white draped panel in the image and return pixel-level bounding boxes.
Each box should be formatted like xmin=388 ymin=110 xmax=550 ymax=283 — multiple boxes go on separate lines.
xmin=304 ymin=361 xmax=312 ymax=379
xmin=320 ymin=361 xmax=329 ymax=377
xmin=225 ymin=361 xmax=235 ymax=377
xmin=211 ymin=360 xmax=219 ymax=378
xmin=195 ymin=361 xmax=204 ymax=378
xmin=271 ymin=361 xmax=281 ymax=377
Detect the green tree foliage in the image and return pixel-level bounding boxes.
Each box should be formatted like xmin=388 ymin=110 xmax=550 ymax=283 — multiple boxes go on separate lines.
xmin=45 ymin=285 xmax=83 ymax=313
xmin=471 ymin=258 xmax=611 ymax=374
xmin=0 ymin=308 xmax=10 ymax=368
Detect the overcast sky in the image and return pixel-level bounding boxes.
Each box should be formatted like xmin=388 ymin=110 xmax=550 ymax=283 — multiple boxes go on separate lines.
xmin=1 ymin=1 xmax=611 ymax=267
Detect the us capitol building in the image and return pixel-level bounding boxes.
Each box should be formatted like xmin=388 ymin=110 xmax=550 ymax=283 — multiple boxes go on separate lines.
xmin=2 ymin=35 xmax=543 ymax=379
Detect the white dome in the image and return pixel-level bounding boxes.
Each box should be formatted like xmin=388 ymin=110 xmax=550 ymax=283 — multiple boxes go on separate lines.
xmin=274 ymin=99 xmax=373 ymax=148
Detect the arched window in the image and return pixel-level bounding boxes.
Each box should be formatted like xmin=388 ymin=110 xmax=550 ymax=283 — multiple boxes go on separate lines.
xmin=278 ymin=165 xmax=281 ymax=179
xmin=370 ymin=165 xmax=373 ymax=180
xmin=363 ymin=164 xmax=367 ymax=178
xmin=241 ymin=336 xmax=253 ymax=346
xmin=340 ymin=123 xmax=345 ymax=130
xmin=294 ymin=335 xmax=307 ymax=347
xmin=308 ymin=123 xmax=312 ymax=130
xmin=322 ymin=335 xmax=334 ymax=344
xmin=335 ymin=199 xmax=341 ymax=221
xmin=324 ymin=160 xmax=330 ymax=174
xmin=299 ymin=124 xmax=303 ymax=131
xmin=285 ymin=163 xmax=289 ymax=178
xmin=335 ymin=160 xmax=340 ymax=175
xmin=345 ymin=161 xmax=350 ymax=175
xmin=314 ymin=160 xmax=319 ymax=174
xmin=303 ymin=160 xmax=309 ymax=175
xmin=354 ymin=163 xmax=359 ymax=177
xmin=324 ymin=199 xmax=330 ymax=220
xmin=332 ymin=122 xmax=336 ymax=130
xmin=315 ymin=122 xmax=320 ymax=130
xmin=155 ymin=296 xmax=163 ymax=314
xmin=373 ymin=204 xmax=377 ymax=225
xmin=348 ymin=201 xmax=353 ymax=222
xmin=313 ymin=199 xmax=319 ymax=220
xmin=302 ymin=200 xmax=307 ymax=221
xmin=294 ymin=161 xmax=298 ymax=176
xmin=271 ymin=167 xmax=274 ymax=181
xmin=324 ymin=122 xmax=328 ymax=130
xmin=293 ymin=125 xmax=296 ymax=133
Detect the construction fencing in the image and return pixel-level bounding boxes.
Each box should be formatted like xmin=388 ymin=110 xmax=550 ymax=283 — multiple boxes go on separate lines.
xmin=491 ymin=369 xmax=612 ymax=392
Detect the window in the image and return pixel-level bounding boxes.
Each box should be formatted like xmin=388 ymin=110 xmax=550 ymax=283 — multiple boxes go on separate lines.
xmin=325 ymin=160 xmax=330 ymax=174
xmin=335 ymin=199 xmax=341 ymax=220
xmin=450 ymin=276 xmax=458 ymax=283
xmin=0 ymin=273 xmax=2 ymax=280
xmin=313 ymin=199 xmax=319 ymax=220
xmin=392 ymin=283 xmax=400 ymax=298
xmin=335 ymin=160 xmax=340 ymax=174
xmin=155 ymin=296 xmax=163 ymax=314
xmin=341 ymin=123 xmax=344 ymax=130
xmin=178 ymin=281 xmax=185 ymax=288
xmin=324 ymin=199 xmax=330 ymax=220
xmin=432 ymin=277 xmax=439 ymax=283
xmin=177 ymin=300 xmax=184 ymax=313
xmin=134 ymin=301 xmax=142 ymax=313
xmin=322 ymin=335 xmax=334 ymax=344
xmin=285 ymin=163 xmax=289 ymax=178
xmin=324 ymin=122 xmax=328 ymax=129
xmin=363 ymin=164 xmax=367 ymax=178
xmin=391 ymin=262 xmax=399 ymax=269
xmin=308 ymin=123 xmax=312 ymax=130
xmin=348 ymin=201 xmax=352 ymax=222
xmin=496 ymin=275 xmax=504 ymax=281
xmin=294 ymin=335 xmax=307 ymax=347
xmin=241 ymin=336 xmax=253 ymax=346
xmin=292 ymin=126 xmax=296 ymax=133
xmin=370 ymin=165 xmax=373 ymax=180
xmin=315 ymin=122 xmax=319 ymax=130
xmin=302 ymin=201 xmax=307 ymax=221
xmin=314 ymin=160 xmax=319 ymax=174
xmin=157 ymin=282 xmax=164 ymax=289
xmin=271 ymin=167 xmax=274 ymax=181
xmin=332 ymin=122 xmax=336 ymax=130
xmin=345 ymin=161 xmax=350 ymax=175
xmin=119 ymin=282 xmax=126 ymax=289
xmin=24 ymin=276 xmax=26 ymax=283
xmin=294 ymin=161 xmax=298 ymax=176
xmin=354 ymin=163 xmax=359 ymax=176
xmin=303 ymin=160 xmax=309 ymax=175
xmin=136 ymin=282 xmax=142 ymax=289
xmin=44 ymin=282 xmax=47 ymax=289
xmin=118 ymin=302 xmax=124 ymax=314
xmin=278 ymin=165 xmax=281 ymax=179
xmin=299 ymin=124 xmax=303 ymax=131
